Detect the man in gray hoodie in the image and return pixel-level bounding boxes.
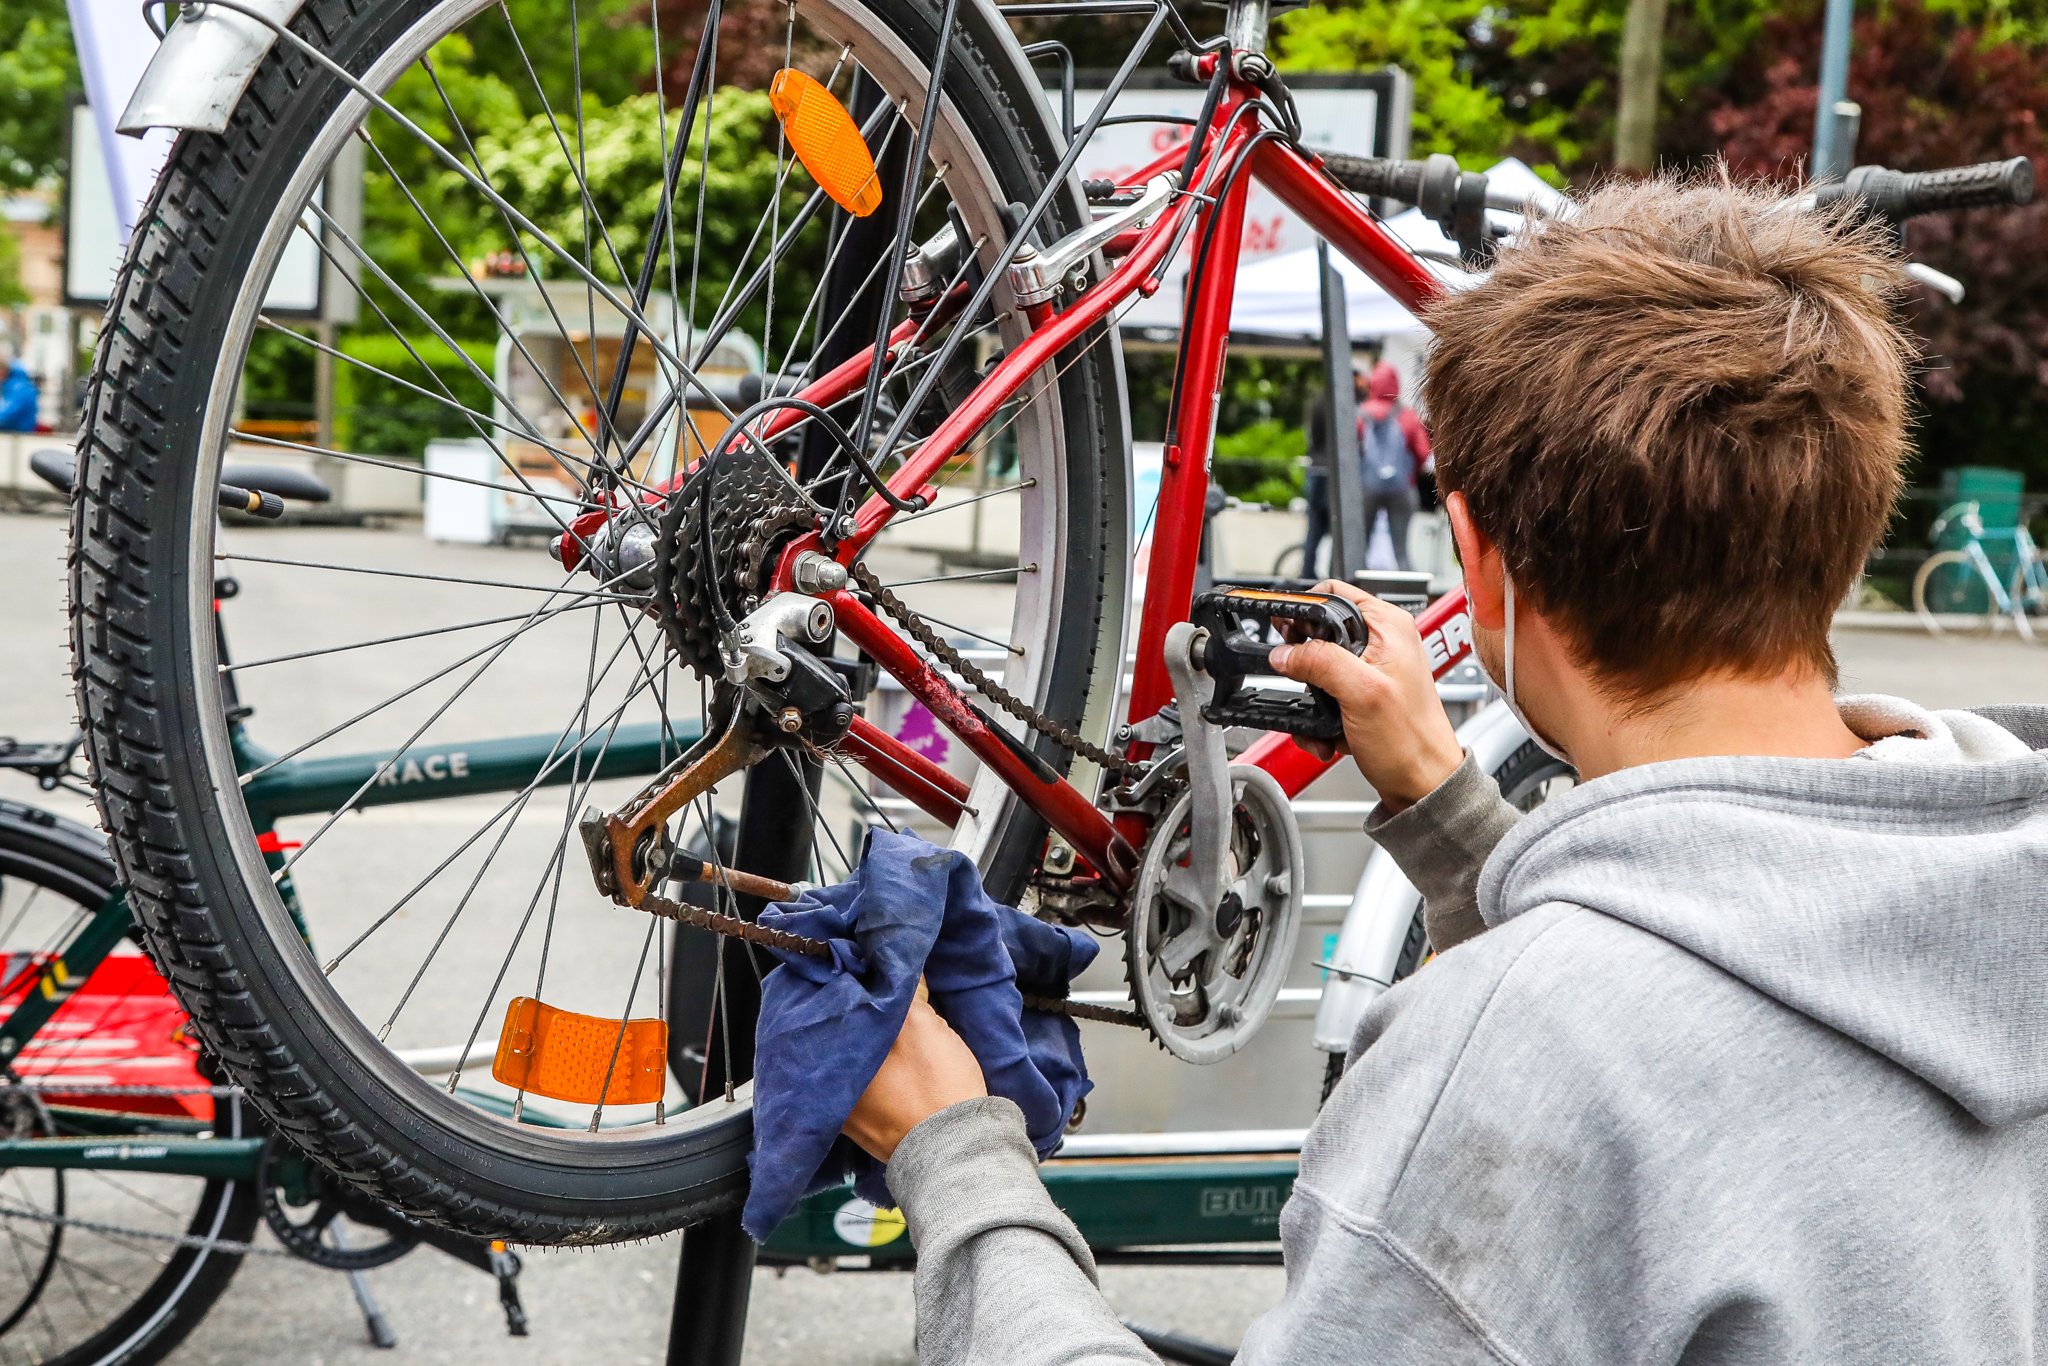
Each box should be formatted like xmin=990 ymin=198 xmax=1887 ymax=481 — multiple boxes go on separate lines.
xmin=840 ymin=174 xmax=2048 ymax=1363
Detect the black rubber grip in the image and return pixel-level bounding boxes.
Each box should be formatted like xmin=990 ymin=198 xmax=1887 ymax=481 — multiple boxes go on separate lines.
xmin=1315 ymin=151 xmax=1428 ymax=204
xmin=1816 ymin=157 xmax=2035 ymax=223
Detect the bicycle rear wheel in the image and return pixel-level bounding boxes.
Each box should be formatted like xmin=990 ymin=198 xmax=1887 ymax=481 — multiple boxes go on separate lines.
xmin=1912 ymin=550 xmax=2000 ymax=635
xmin=74 ymin=0 xmax=1124 ymax=1243
xmin=0 ymin=802 xmax=260 ymax=1366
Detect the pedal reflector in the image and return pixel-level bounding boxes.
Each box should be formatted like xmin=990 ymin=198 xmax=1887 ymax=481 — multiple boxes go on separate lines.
xmin=768 ymin=68 xmax=884 ymax=218
xmin=491 ymin=997 xmax=667 ymax=1107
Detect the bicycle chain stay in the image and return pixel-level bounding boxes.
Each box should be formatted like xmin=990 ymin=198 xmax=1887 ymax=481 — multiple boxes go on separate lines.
xmin=847 ymin=560 xmax=1145 ymax=780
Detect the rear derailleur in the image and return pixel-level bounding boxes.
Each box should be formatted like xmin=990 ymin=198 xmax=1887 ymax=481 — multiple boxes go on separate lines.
xmin=580 ymin=590 xmax=863 ymax=908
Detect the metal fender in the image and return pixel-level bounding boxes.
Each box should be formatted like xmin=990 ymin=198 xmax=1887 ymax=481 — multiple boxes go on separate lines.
xmin=117 ymin=0 xmax=312 ymax=136
xmin=1310 ymin=697 xmax=1530 ymax=1055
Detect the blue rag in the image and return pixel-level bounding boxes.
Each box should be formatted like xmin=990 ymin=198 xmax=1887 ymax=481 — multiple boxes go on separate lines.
xmin=742 ymin=829 xmax=1097 ymax=1240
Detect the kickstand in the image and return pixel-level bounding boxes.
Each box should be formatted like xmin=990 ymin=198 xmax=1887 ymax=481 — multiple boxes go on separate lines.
xmin=489 ymin=1241 xmax=531 ymax=1337
xmin=328 ymin=1226 xmax=397 ymax=1350
xmin=417 ymin=1228 xmax=531 ymax=1337
xmin=1122 ymin=1319 xmax=1235 ymax=1366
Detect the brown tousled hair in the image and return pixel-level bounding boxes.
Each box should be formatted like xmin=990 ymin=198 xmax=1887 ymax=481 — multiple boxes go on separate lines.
xmin=1422 ymin=170 xmax=1914 ymax=697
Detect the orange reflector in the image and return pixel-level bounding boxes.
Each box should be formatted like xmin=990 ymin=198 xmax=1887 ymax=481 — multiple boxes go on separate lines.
xmin=491 ymin=997 xmax=667 ymax=1108
xmin=768 ymin=68 xmax=883 ymax=218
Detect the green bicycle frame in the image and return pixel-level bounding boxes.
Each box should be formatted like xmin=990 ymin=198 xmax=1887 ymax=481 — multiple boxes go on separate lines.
xmin=0 ymin=716 xmax=700 ymax=1180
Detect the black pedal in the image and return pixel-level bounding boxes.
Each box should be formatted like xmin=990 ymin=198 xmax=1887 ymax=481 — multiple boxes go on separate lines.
xmin=1190 ymin=587 xmax=1367 ymax=740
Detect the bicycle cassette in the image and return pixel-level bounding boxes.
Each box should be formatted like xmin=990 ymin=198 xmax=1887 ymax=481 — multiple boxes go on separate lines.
xmin=1124 ymin=765 xmax=1304 ymax=1064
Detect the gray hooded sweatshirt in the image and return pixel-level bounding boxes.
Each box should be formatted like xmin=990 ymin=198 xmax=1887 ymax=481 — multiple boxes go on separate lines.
xmin=883 ymin=698 xmax=2048 ymax=1363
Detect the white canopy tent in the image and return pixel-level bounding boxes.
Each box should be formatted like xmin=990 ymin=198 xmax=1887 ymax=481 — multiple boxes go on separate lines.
xmin=1217 ymin=158 xmax=1567 ymax=344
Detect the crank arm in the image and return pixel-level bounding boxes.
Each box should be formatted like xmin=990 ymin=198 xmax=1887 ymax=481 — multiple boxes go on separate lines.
xmin=581 ymin=704 xmax=770 ymax=907
xmin=1161 ymin=621 xmax=1234 ymax=918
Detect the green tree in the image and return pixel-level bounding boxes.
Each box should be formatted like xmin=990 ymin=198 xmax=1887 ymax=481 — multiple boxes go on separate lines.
xmin=467 ymin=0 xmax=652 ymax=116
xmin=1615 ymin=0 xmax=1671 ymax=169
xmin=1274 ymin=0 xmax=1559 ymax=175
xmin=472 ymin=87 xmax=812 ymax=342
xmin=357 ymin=33 xmax=530 ymax=340
xmin=0 ymin=0 xmax=82 ymax=191
xmin=0 ymin=223 xmax=27 ymax=309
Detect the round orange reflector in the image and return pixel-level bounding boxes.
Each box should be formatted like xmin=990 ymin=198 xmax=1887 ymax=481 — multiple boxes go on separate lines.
xmin=768 ymin=68 xmax=884 ymax=218
xmin=491 ymin=996 xmax=667 ymax=1108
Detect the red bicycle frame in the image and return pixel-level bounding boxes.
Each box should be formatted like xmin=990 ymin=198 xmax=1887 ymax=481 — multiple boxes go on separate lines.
xmin=764 ymin=67 xmax=1478 ymax=890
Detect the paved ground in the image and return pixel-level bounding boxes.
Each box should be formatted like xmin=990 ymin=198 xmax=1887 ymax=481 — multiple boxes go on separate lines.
xmin=1 ymin=502 xmax=2043 ymax=1363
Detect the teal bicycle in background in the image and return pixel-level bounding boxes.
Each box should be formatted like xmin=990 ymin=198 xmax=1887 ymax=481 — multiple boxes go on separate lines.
xmin=1912 ymin=500 xmax=2048 ymax=640
xmin=3 ymin=456 xmax=557 ymax=1364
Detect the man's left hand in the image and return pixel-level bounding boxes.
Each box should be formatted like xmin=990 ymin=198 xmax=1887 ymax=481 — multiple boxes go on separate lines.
xmin=844 ymin=999 xmax=987 ymax=1163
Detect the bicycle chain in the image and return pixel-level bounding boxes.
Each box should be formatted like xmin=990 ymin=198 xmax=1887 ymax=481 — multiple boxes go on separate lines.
xmin=1 ymin=1082 xmax=243 ymax=1100
xmin=637 ymin=888 xmax=1145 ymax=1029
xmin=0 ymin=1198 xmax=291 ymax=1259
xmin=847 ymin=560 xmax=1145 ymax=780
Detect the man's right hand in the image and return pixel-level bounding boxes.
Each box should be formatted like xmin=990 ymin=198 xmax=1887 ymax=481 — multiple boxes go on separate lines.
xmin=1269 ymin=580 xmax=1466 ymax=814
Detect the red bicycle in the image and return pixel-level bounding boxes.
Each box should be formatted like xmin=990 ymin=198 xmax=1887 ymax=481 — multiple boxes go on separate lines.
xmin=75 ymin=0 xmax=2033 ymax=1243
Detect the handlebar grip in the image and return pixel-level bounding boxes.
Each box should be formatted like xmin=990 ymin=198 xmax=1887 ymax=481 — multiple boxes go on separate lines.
xmin=1316 ymin=151 xmax=1428 ymax=204
xmin=1816 ymin=157 xmax=2035 ymax=222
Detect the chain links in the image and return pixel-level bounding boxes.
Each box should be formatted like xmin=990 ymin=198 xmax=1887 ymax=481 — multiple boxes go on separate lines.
xmin=638 ymin=889 xmax=1145 ymax=1029
xmin=847 ymin=561 xmax=1144 ymax=780
xmin=0 ymin=1198 xmax=290 ymax=1258
xmin=2 ymin=1082 xmax=243 ymax=1100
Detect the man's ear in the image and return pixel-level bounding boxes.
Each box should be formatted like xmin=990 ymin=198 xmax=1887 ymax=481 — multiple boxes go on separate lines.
xmin=1445 ymin=492 xmax=1506 ymax=631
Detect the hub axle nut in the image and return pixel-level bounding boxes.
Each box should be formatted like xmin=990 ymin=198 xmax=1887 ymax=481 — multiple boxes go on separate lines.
xmin=792 ymin=553 xmax=850 ymax=595
xmin=777 ymin=706 xmax=805 ymax=734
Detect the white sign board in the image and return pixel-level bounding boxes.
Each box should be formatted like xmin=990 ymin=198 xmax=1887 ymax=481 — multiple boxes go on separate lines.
xmin=64 ymin=103 xmax=328 ymax=314
xmin=1066 ymin=72 xmax=1409 ymax=331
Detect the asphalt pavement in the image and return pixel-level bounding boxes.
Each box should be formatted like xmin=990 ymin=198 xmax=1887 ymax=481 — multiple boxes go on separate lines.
xmin=0 ymin=504 xmax=2042 ymax=1364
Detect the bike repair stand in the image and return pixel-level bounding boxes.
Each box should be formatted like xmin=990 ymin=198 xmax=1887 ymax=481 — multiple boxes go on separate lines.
xmin=661 ymin=764 xmax=787 ymax=1366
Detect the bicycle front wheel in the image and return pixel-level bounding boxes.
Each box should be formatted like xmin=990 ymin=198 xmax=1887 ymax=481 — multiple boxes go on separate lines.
xmin=1317 ymin=735 xmax=1575 ymax=1104
xmin=74 ymin=0 xmax=1123 ymax=1243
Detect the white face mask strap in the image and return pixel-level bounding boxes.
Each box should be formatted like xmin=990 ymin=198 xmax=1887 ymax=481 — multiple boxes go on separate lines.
xmin=1503 ymin=573 xmax=1518 ymax=707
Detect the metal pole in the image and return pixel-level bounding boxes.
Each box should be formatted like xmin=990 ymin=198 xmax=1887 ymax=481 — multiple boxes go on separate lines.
xmin=1812 ymin=0 xmax=1855 ymax=180
xmin=664 ymin=69 xmax=904 ymax=1366
xmin=1317 ymin=241 xmax=1366 ymax=581
xmin=666 ymin=1210 xmax=756 ymax=1366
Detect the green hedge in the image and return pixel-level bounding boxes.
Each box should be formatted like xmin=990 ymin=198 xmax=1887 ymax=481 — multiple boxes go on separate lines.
xmin=333 ymin=332 xmax=498 ymax=459
xmin=1213 ymin=418 xmax=1307 ymax=508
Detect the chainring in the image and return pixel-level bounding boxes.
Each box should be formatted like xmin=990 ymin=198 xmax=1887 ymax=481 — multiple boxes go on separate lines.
xmin=1124 ymin=766 xmax=1305 ymax=1064
xmin=258 ymin=1142 xmax=420 ymax=1271
xmin=655 ymin=446 xmax=817 ymax=674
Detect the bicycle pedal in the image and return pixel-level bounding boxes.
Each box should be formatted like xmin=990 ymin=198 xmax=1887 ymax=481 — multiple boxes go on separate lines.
xmin=1189 ymin=587 xmax=1367 ymax=740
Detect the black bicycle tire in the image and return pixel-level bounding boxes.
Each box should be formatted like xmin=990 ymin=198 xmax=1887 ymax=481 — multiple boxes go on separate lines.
xmin=0 ymin=802 xmax=261 ymax=1366
xmin=1319 ymin=739 xmax=1574 ymax=1104
xmin=72 ymin=0 xmax=1117 ymax=1244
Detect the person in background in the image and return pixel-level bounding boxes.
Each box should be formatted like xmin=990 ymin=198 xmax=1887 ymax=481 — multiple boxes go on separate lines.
xmin=0 ymin=359 xmax=39 ymax=433
xmin=1298 ymin=362 xmax=1370 ymax=578
xmin=1359 ymin=359 xmax=1431 ymax=570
